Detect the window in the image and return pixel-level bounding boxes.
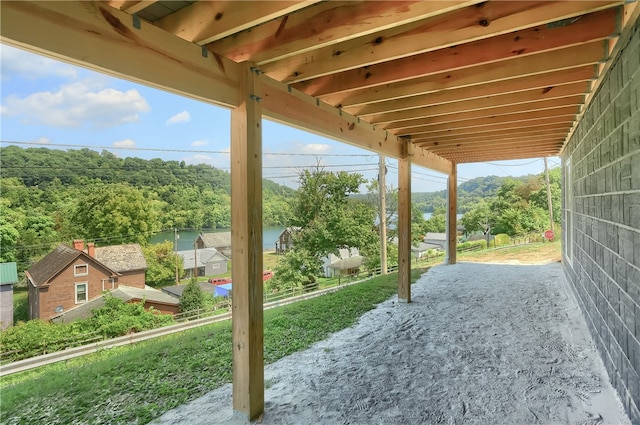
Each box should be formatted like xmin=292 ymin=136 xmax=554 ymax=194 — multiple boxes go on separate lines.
xmin=212 ymin=263 xmax=220 ymax=269
xmin=75 ymin=283 xmax=87 ymax=304
xmin=74 ymin=264 xmax=88 ymax=276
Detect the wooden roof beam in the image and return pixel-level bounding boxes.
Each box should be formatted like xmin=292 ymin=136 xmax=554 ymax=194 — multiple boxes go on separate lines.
xmin=392 ymin=106 xmax=580 ymax=136
xmin=422 ymin=136 xmax=566 ymax=151
xmin=153 ymin=1 xmax=321 ymax=45
xmin=263 ymin=0 xmax=621 ymax=83
xmin=323 ymin=40 xmax=608 ymax=107
xmin=0 ymin=1 xmax=241 ymax=107
xmin=416 ymin=130 xmax=569 ymax=147
xmin=294 ymin=7 xmax=619 ymax=96
xmin=439 ymin=144 xmax=562 ymax=157
xmin=348 ymin=66 xmax=597 ymax=116
xmin=412 ymin=124 xmax=571 ymax=144
xmin=208 ymin=1 xmax=479 ymax=64
xmin=107 ymin=1 xmax=157 ymax=14
xmin=450 ymin=150 xmax=560 ymax=163
xmin=367 ymin=82 xmax=590 ymax=124
xmin=407 ymin=117 xmax=576 ymax=139
xmin=258 ymin=75 xmax=453 ymax=175
xmin=383 ymin=98 xmax=583 ymax=130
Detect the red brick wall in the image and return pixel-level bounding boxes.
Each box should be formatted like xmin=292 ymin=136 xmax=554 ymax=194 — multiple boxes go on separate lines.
xmin=38 ymin=258 xmax=114 ymax=320
xmin=116 ymin=270 xmax=146 ymax=289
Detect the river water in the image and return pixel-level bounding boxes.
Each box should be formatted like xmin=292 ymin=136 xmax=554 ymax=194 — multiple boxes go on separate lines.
xmin=149 ymin=227 xmax=285 ymax=251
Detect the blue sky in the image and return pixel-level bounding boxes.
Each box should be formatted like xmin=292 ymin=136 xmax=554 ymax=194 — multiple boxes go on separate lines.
xmin=1 ymin=45 xmax=559 ymax=192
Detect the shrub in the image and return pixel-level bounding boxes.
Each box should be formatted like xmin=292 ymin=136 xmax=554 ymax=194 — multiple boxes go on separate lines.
xmin=456 ymin=240 xmax=486 ymax=252
xmin=494 ymin=234 xmax=511 ymax=246
xmin=179 ymin=280 xmax=206 ymax=313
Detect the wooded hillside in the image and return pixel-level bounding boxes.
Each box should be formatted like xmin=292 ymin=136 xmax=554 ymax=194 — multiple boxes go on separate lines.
xmin=0 ymin=145 xmax=294 ymax=271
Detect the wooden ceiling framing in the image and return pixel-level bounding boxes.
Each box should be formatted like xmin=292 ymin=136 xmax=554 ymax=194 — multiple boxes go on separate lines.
xmin=3 ymin=0 xmax=639 ymax=166
xmin=113 ymin=0 xmax=635 ymax=164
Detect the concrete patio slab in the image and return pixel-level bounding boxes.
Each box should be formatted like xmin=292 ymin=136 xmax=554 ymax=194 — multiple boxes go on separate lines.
xmin=151 ymin=262 xmax=630 ymax=425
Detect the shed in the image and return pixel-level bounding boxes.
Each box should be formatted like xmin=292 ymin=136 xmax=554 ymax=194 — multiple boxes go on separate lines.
xmin=0 ymin=262 xmax=18 ymax=329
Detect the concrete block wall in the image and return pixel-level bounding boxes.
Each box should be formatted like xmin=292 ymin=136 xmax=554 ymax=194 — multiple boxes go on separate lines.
xmin=562 ymin=17 xmax=640 ymax=424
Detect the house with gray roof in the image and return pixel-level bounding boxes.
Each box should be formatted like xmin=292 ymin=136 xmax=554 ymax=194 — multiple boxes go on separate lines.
xmin=195 ymin=232 xmax=232 ymax=257
xmin=25 ymin=240 xmax=155 ymax=321
xmin=177 ymin=247 xmax=228 ymax=278
xmin=0 ymin=262 xmax=18 ymax=329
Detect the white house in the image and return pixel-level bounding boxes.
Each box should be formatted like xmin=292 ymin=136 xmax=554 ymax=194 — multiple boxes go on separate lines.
xmin=320 ymin=248 xmax=364 ymax=278
xmin=178 ymin=247 xmax=229 ymax=278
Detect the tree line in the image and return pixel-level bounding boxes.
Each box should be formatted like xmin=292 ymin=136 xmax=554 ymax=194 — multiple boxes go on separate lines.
xmin=0 ymin=145 xmax=294 ymax=275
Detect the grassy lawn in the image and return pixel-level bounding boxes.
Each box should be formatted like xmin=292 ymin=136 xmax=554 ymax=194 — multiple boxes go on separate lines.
xmin=12 ymin=287 xmax=28 ymax=324
xmin=458 ymin=240 xmax=562 ymax=264
xmin=0 ymin=267 xmax=428 ymax=425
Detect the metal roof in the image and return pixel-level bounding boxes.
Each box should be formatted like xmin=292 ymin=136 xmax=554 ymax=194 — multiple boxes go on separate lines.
xmin=0 ymin=262 xmax=18 ymax=285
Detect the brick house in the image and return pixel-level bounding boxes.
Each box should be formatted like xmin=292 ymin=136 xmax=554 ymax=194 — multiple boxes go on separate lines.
xmin=25 ymin=240 xmax=151 ymax=320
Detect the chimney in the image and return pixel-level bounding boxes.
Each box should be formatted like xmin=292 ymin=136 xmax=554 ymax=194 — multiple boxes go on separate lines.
xmin=87 ymin=243 xmax=95 ymax=258
xmin=73 ymin=239 xmax=84 ymax=251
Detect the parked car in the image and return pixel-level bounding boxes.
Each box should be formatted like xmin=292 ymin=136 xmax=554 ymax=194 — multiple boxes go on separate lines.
xmin=262 ymin=270 xmax=274 ymax=281
xmin=209 ymin=277 xmax=232 ymax=285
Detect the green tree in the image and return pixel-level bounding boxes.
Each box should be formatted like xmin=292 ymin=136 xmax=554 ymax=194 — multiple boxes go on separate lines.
xmin=179 ymin=280 xmax=206 ymax=313
xmin=143 ymin=241 xmax=183 ymax=287
xmin=291 ymin=168 xmax=378 ymax=258
xmin=72 ymin=185 xmax=163 ymax=244
xmin=421 ymin=207 xmax=446 ymax=234
xmin=268 ymin=249 xmax=321 ymax=293
xmin=461 ymin=200 xmax=493 ymax=234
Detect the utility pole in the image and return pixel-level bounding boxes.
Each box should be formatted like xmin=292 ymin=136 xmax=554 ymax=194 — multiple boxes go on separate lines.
xmin=174 ymin=228 xmax=179 ymax=284
xmin=193 ymin=241 xmax=198 ymax=282
xmin=379 ymin=155 xmax=387 ymax=274
xmin=544 ymin=157 xmax=555 ymax=241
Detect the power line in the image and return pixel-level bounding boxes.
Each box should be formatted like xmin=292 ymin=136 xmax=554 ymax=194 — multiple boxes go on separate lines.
xmin=1 ymin=140 xmax=376 ymax=157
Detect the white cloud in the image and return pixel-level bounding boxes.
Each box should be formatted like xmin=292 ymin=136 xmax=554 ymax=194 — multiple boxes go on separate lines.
xmin=33 ymin=137 xmax=51 ymax=144
xmin=113 ymin=139 xmax=136 ymax=149
xmin=166 ymin=111 xmax=190 ymax=125
xmin=192 ymin=154 xmax=212 ymax=161
xmin=1 ymin=80 xmax=150 ymax=128
xmin=191 ymin=140 xmax=208 ymax=147
xmin=301 ymin=143 xmax=331 ymax=154
xmin=1 ymin=45 xmax=78 ymax=81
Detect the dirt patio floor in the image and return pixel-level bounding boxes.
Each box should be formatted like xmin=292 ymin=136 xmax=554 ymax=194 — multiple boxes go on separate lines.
xmin=151 ymin=262 xmax=630 ymax=425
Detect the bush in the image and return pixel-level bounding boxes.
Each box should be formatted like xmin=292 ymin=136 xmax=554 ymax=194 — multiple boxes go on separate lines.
xmin=78 ymin=295 xmax=173 ymax=338
xmin=179 ymin=280 xmax=206 ymax=313
xmin=456 ymin=240 xmax=486 ymax=252
xmin=0 ymin=295 xmax=174 ymax=362
xmin=494 ymin=234 xmax=511 ymax=246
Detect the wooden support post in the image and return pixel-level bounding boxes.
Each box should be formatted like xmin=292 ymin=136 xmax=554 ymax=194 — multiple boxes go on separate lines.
xmin=379 ymin=155 xmax=388 ymax=275
xmin=446 ymin=165 xmax=458 ymax=265
xmin=231 ymin=62 xmax=264 ymax=421
xmin=397 ymin=155 xmax=411 ymax=302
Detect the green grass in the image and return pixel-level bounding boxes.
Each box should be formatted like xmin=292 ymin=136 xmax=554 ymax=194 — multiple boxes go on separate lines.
xmin=12 ymin=288 xmax=28 ymax=324
xmin=0 ymin=268 xmax=428 ymax=425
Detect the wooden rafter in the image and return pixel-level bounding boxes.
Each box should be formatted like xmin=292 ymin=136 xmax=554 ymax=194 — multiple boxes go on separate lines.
xmin=321 ymin=40 xmax=608 ymax=107
xmin=154 ymin=1 xmax=321 ymax=44
xmin=208 ymin=1 xmax=479 ymax=64
xmin=375 ymin=91 xmax=586 ymax=127
xmin=292 ymin=7 xmax=618 ymax=96
xmin=260 ymin=0 xmax=621 ymax=83
xmin=348 ymin=66 xmax=597 ymax=116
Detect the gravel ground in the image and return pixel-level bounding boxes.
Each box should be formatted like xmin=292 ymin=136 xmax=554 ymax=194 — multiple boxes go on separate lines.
xmin=151 ymin=262 xmax=630 ymax=425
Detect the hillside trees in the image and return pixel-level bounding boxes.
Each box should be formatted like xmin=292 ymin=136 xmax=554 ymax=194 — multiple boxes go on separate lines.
xmin=71 ymin=185 xmax=163 ymax=244
xmin=142 ymin=241 xmax=183 ymax=287
xmin=0 ymin=146 xmax=295 ymax=271
xmin=291 ymin=168 xmax=377 ymax=257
